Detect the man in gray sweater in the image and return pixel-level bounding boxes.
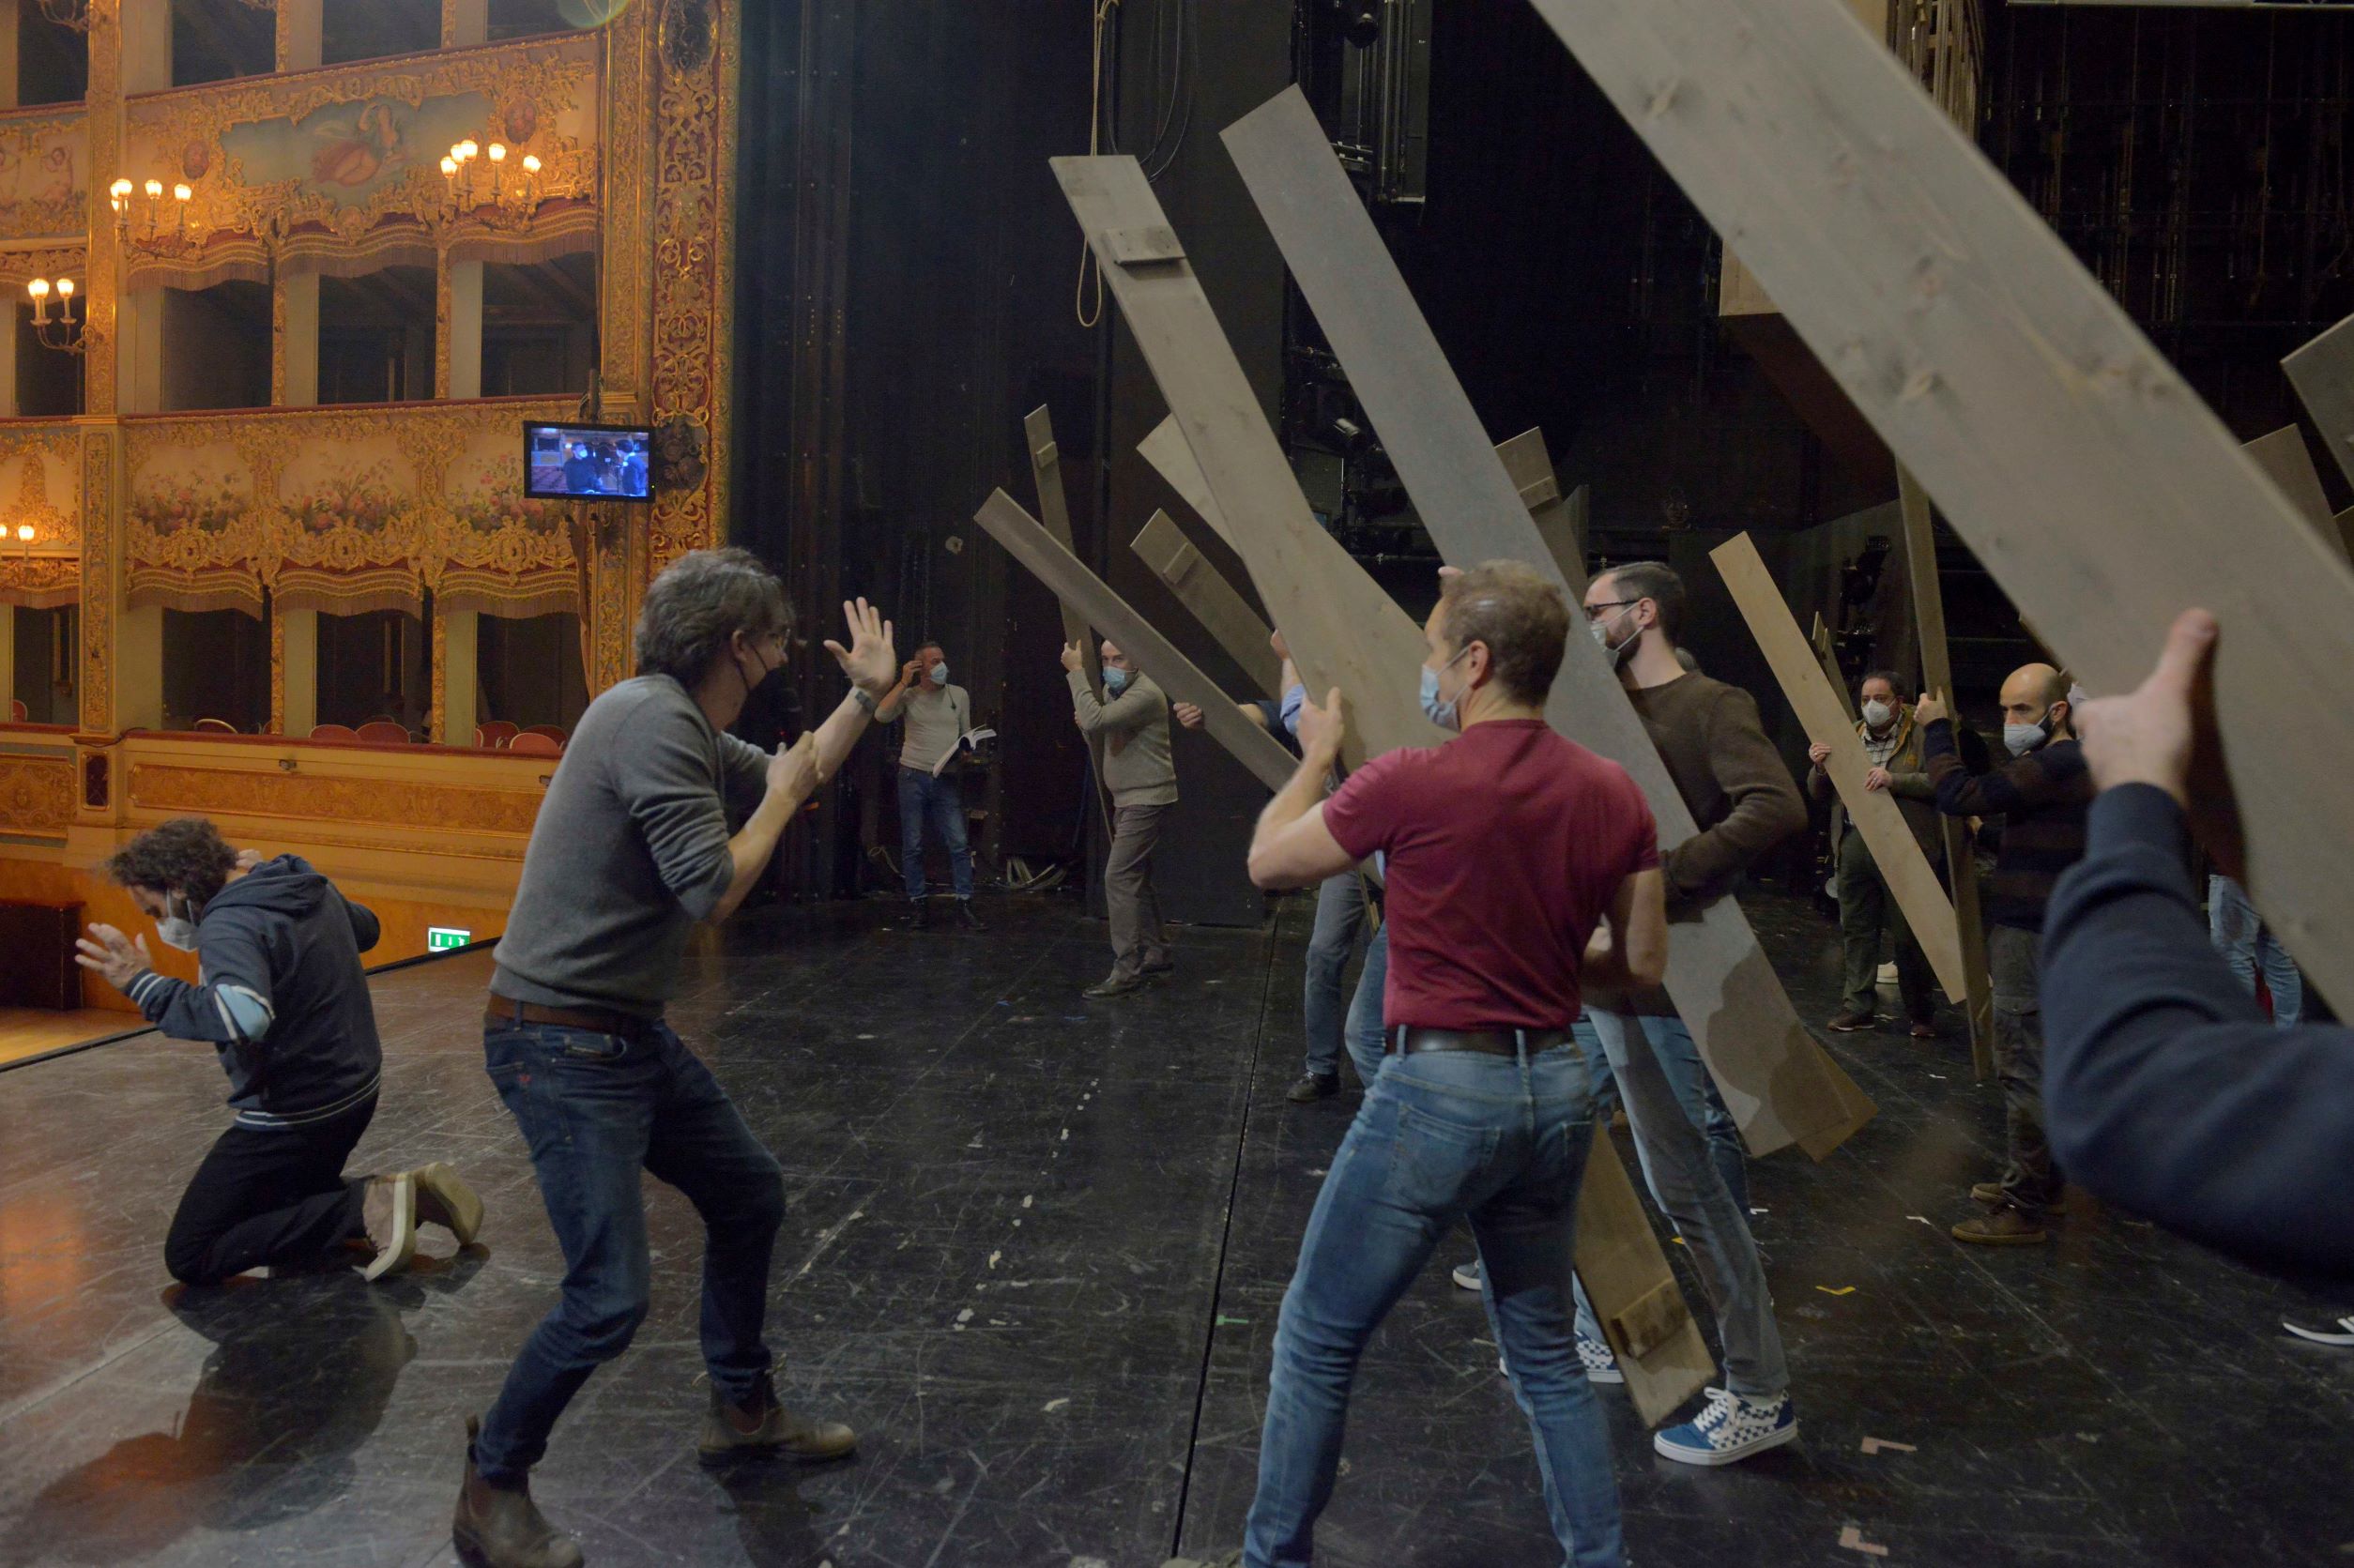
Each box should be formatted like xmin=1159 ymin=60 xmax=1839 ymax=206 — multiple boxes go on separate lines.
xmin=1064 ymin=636 xmax=1178 ymax=998
xmin=458 ymin=549 xmax=898 ymax=1568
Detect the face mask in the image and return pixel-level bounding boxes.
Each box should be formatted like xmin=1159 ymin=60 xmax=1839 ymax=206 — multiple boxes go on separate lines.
xmin=1586 ymin=604 xmax=1639 ymax=666
xmin=1103 ymin=667 xmax=1131 ymax=695
xmin=734 ymin=642 xmax=784 ymax=707
xmin=1419 ymin=646 xmax=1473 ymax=731
xmin=156 ymin=891 xmax=201 ymax=952
xmin=928 ymin=661 xmax=948 ymax=686
xmin=2003 ymin=719 xmax=2048 ymax=757
xmin=1861 ymin=698 xmax=1893 ymax=730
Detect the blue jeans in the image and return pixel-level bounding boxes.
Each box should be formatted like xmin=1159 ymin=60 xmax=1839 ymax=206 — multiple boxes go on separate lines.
xmin=1246 ymin=1042 xmax=1625 ymax=1568
xmin=1341 ymin=920 xmax=1389 ymax=1088
xmin=1574 ymin=1011 xmax=1748 ymax=1215
xmin=2209 ymin=875 xmax=2301 ymax=1028
xmin=1303 ymin=874 xmax=1368 ymax=1078
xmin=898 ymin=766 xmax=975 ymax=901
xmin=474 ymin=1019 xmax=787 ymax=1484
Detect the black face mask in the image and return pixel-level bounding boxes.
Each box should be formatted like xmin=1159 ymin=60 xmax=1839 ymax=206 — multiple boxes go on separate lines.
xmin=733 ymin=642 xmax=785 ymax=708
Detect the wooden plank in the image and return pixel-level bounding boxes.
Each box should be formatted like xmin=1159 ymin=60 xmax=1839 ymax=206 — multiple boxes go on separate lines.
xmin=1573 ymin=1134 xmax=1716 ymax=1420
xmin=972 ymin=491 xmax=1298 ymax=794
xmin=1130 ymin=510 xmax=1283 ymax=698
xmin=1897 ymin=466 xmax=1995 ymax=1076
xmin=1025 ymin=405 xmax=1117 ymax=837
xmin=2282 ymin=312 xmax=2354 ymax=493
xmin=1713 ymin=532 xmax=1969 ymax=1004
xmin=1521 ymin=0 xmax=2354 ymax=1024
xmin=2241 ymin=426 xmax=2346 ymax=564
xmin=1050 ymin=154 xmax=1711 ymax=1427
xmin=1220 ymin=87 xmax=1874 ymax=1160
xmin=1495 ymin=427 xmax=1584 ymax=580
xmin=1811 ymin=615 xmax=1857 ymax=723
xmin=1139 ymin=413 xmax=1237 ymax=549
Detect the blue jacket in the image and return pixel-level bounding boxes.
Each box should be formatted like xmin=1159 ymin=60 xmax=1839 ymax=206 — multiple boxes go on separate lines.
xmin=123 ymin=855 xmax=383 ymax=1130
xmin=2042 ymin=785 xmax=2353 ymax=1284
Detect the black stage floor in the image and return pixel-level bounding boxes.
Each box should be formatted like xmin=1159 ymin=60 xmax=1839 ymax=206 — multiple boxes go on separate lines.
xmin=1 ymin=890 xmax=2348 ymax=1568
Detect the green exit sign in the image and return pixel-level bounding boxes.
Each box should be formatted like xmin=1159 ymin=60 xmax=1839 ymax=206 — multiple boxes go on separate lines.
xmin=427 ymin=926 xmax=472 ymax=951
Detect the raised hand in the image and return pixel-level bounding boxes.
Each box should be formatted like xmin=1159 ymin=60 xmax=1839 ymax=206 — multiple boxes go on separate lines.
xmin=1173 ymin=702 xmax=1205 ymax=730
xmin=1808 ymin=741 xmax=1832 ymax=769
xmin=75 ymin=922 xmax=150 ymax=991
xmin=1059 ymin=640 xmax=1085 ymax=675
xmin=824 ymin=598 xmax=896 ymax=697
xmin=1914 ymin=692 xmax=1949 ymax=726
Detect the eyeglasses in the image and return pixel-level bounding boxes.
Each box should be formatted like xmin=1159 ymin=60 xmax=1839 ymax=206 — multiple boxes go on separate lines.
xmin=1581 ymin=599 xmax=1640 ymax=622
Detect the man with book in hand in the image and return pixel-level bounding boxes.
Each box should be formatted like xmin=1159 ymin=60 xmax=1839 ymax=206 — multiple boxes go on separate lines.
xmin=876 ymin=640 xmax=984 ymax=930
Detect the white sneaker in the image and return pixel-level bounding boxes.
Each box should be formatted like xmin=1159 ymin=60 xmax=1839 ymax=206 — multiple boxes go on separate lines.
xmin=1451 ymin=1258 xmax=1483 ymax=1290
xmin=2283 ymin=1315 xmax=2354 ymax=1347
xmin=1653 ymin=1387 xmax=1796 ymax=1466
xmin=1578 ymin=1332 xmax=1623 ymax=1385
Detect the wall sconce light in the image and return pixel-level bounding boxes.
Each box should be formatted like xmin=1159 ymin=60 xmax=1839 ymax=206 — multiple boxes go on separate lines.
xmin=25 ymin=276 xmax=84 ymax=354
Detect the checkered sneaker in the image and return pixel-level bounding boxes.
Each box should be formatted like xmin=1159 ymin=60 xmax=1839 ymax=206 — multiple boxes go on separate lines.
xmin=1652 ymin=1387 xmax=1797 ymax=1467
xmin=1577 ymin=1332 xmax=1624 ymax=1385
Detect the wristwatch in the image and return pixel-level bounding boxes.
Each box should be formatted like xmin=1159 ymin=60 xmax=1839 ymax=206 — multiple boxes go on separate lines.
xmin=851 ymin=686 xmax=879 ymax=715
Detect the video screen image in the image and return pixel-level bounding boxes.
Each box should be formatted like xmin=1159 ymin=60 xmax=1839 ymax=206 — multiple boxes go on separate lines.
xmin=526 ymin=424 xmax=652 ymax=501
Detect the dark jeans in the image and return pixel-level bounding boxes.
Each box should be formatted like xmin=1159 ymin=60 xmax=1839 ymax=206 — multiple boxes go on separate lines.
xmin=1989 ymin=923 xmax=2063 ymax=1217
xmin=1246 ymin=1042 xmax=1623 ymax=1568
xmin=1836 ymin=829 xmax=1935 ymax=1023
xmin=475 ymin=1019 xmax=787 ymax=1484
xmin=164 ymin=1095 xmax=376 ymax=1285
xmin=897 ymin=766 xmax=975 ymax=901
xmin=1303 ymin=873 xmax=1368 ymax=1079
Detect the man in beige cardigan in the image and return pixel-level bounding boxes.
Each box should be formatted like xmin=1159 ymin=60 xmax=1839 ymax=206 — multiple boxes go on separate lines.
xmin=1063 ymin=637 xmax=1178 ymax=998
xmin=1809 ymin=668 xmax=1942 ymax=1037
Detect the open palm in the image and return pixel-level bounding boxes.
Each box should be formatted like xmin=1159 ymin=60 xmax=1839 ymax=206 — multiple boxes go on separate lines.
xmin=825 ymin=598 xmax=897 ymax=695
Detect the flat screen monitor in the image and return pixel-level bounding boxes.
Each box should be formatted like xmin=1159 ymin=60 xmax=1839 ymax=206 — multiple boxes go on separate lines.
xmin=523 ymin=421 xmax=653 ymax=502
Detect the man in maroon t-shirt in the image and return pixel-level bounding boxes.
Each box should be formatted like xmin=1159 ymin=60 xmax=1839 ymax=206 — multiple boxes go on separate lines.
xmin=1174 ymin=562 xmax=1664 ymax=1568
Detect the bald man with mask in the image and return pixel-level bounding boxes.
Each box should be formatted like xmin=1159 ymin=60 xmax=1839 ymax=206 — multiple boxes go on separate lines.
xmin=1918 ymin=662 xmax=2094 ymax=1245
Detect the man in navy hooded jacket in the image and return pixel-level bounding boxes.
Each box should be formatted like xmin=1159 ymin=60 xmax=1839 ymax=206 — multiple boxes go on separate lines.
xmin=76 ymin=816 xmax=482 ymax=1286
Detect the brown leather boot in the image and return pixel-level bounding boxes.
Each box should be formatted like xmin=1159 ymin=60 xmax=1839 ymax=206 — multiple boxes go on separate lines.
xmin=453 ymin=1416 xmax=584 ymax=1568
xmin=697 ymin=1373 xmax=857 ymax=1462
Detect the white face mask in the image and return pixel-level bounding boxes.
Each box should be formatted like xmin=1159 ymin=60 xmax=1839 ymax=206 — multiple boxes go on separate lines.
xmin=155 ymin=891 xmax=201 ymax=951
xmin=928 ymin=661 xmax=948 ymax=685
xmin=1861 ymin=698 xmax=1893 ymax=730
xmin=2003 ymin=721 xmax=2048 ymax=757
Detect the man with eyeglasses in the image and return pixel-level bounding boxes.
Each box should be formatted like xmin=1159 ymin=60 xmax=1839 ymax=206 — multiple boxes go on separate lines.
xmin=1456 ymin=558 xmax=1807 ymax=1468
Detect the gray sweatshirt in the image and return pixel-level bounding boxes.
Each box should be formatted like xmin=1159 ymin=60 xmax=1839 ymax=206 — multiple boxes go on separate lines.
xmin=1068 ymin=670 xmax=1177 ymax=807
xmin=493 ymin=675 xmax=768 ymax=1017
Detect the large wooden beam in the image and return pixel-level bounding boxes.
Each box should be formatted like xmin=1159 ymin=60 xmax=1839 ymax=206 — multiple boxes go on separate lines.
xmin=972 ymin=491 xmax=1297 ymax=794
xmin=1130 ymin=510 xmax=1282 ymax=697
xmin=2240 ymin=426 xmax=2346 ymax=565
xmin=1025 ymin=405 xmax=1117 ymax=834
xmin=1050 ymin=156 xmax=1712 ymax=1426
xmin=2283 ymin=312 xmax=2354 ymax=492
xmin=1897 ymin=467 xmax=1995 ymax=1076
xmin=1220 ymin=87 xmax=1873 ymax=1161
xmin=1714 ymin=533 xmax=1968 ymax=1003
xmin=1522 ymin=0 xmax=2354 ymax=1023
xmin=1495 ymin=427 xmax=1585 ymax=578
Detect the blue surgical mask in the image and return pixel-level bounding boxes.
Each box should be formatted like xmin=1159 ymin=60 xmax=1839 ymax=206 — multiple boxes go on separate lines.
xmin=1419 ymin=646 xmax=1472 ymax=731
xmin=928 ymin=661 xmax=948 ymax=685
xmin=1103 ymin=667 xmax=1131 ymax=695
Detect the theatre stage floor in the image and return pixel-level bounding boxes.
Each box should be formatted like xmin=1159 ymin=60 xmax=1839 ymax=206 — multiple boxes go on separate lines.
xmin=0 ymin=889 xmax=2347 ymax=1568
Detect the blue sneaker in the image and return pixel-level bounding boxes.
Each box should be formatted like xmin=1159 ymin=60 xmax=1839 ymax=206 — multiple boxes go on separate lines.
xmin=1652 ymin=1387 xmax=1796 ymax=1466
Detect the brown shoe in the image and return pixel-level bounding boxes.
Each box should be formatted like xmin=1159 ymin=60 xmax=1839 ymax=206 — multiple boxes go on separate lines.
xmin=697 ymin=1373 xmax=857 ymax=1462
xmin=1909 ymin=1019 xmax=1937 ymax=1041
xmin=1826 ymin=1010 xmax=1877 ymax=1032
xmin=411 ymin=1163 xmax=484 ymax=1246
xmin=453 ymin=1416 xmax=583 ymax=1568
xmin=1952 ymin=1206 xmax=2048 ymax=1245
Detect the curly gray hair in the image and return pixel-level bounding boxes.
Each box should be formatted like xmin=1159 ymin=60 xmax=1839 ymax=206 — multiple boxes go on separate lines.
xmin=634 ymin=548 xmax=792 ymax=688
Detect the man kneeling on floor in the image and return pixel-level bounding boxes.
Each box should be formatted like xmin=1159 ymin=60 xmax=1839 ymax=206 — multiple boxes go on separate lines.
xmin=1172 ymin=561 xmax=1665 ymax=1568
xmin=74 ymin=816 xmax=481 ymax=1287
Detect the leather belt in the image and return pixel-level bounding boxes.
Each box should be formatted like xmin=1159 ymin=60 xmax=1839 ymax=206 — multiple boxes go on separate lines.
xmin=1387 ymin=1026 xmax=1573 ymax=1058
xmin=484 ymin=992 xmax=661 ymax=1037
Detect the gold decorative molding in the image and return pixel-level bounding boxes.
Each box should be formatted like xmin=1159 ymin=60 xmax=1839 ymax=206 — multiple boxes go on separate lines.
xmin=647 ymin=0 xmax=732 ymax=574
xmin=268 ymin=601 xmax=285 ymax=734
xmin=83 ymin=0 xmax=120 ymax=418
xmin=0 ymin=755 xmax=75 ymax=834
xmin=128 ymin=761 xmax=545 ymax=836
xmin=0 ymin=244 xmax=88 ymax=292
xmin=428 ymin=603 xmax=447 ymax=742
xmin=600 ymin=5 xmax=653 ymax=403
xmin=77 ymin=426 xmax=114 ymax=733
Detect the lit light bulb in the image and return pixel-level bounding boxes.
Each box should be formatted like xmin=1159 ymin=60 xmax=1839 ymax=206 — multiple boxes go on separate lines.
xmin=441 ymin=156 xmax=459 ymax=176
xmin=110 ymin=177 xmax=133 ymax=199
xmin=16 ymin=525 xmax=33 ymax=542
xmin=174 ymin=183 xmax=191 ymax=202
xmin=458 ymin=140 xmax=479 ymax=160
xmin=487 ymin=143 xmax=507 ymax=162
xmin=521 ymin=154 xmax=542 ymax=175
xmin=144 ymin=178 xmax=162 ymax=199
xmin=26 ymin=279 xmax=47 ymax=299
xmin=54 ymin=278 xmax=72 ymax=297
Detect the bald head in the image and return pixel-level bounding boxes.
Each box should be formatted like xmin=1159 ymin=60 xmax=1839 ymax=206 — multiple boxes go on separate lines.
xmin=2000 ymin=662 xmax=2072 ymax=740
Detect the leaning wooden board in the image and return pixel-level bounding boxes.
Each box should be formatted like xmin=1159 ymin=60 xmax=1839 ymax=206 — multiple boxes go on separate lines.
xmin=972 ymin=490 xmax=1298 ymax=794
xmin=1897 ymin=467 xmax=1995 ymax=1077
xmin=2239 ymin=426 xmax=2345 ymax=565
xmin=1050 ymin=154 xmax=1714 ymax=1427
xmin=1521 ymin=0 xmax=2354 ymax=1023
xmin=1026 ymin=405 xmax=1118 ymax=836
xmin=1713 ymin=532 xmax=1969 ymax=1003
xmin=1130 ymin=510 xmax=1283 ymax=697
xmin=1220 ymin=86 xmax=1873 ymax=1161
xmin=2283 ymin=312 xmax=2354 ymax=493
